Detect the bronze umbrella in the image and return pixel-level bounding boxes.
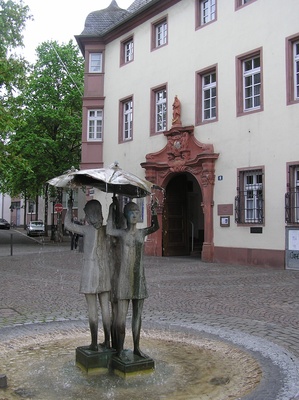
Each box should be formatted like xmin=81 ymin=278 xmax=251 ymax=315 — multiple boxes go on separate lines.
xmin=47 ymin=163 xmax=161 ymax=198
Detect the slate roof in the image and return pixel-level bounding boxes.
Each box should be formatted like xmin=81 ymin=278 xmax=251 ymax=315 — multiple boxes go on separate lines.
xmin=80 ymin=0 xmax=157 ymax=37
xmin=127 ymin=0 xmax=155 ymax=13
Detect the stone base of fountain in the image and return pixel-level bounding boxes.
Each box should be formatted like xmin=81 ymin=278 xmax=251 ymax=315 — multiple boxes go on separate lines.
xmin=76 ymin=346 xmax=155 ymax=377
xmin=111 ymin=350 xmax=155 ymax=377
xmin=2 ymin=322 xmax=296 ymax=399
xmin=76 ymin=345 xmax=116 ymax=373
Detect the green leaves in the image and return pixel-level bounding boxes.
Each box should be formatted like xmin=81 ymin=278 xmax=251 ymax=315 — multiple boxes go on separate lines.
xmin=0 ymin=1 xmax=84 ymax=219
xmin=1 ymin=39 xmax=84 ymax=203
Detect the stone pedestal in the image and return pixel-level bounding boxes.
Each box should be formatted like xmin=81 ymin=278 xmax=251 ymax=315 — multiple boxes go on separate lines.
xmin=110 ymin=350 xmax=155 ymax=377
xmin=76 ymin=346 xmax=116 ymax=373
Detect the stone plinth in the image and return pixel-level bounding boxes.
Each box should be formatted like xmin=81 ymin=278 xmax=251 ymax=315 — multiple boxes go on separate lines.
xmin=76 ymin=345 xmax=116 ymax=373
xmin=111 ymin=350 xmax=155 ymax=377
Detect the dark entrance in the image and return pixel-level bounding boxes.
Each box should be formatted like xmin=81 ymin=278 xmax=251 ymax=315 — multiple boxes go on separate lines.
xmin=163 ymin=173 xmax=203 ymax=257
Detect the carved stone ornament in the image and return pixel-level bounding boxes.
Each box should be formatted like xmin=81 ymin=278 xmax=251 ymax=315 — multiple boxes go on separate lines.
xmin=141 ymin=101 xmax=219 ymax=262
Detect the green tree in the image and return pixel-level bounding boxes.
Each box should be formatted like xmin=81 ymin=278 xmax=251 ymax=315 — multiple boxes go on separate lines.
xmin=0 ymin=0 xmax=31 ymax=134
xmin=3 ymin=40 xmax=84 ymax=224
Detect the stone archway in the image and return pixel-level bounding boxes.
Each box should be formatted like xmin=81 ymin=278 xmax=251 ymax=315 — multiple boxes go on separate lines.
xmin=141 ymin=124 xmax=219 ymax=262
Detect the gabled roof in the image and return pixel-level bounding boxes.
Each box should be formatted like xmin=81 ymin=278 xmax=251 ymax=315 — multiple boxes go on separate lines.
xmin=80 ymin=0 xmax=157 ymax=37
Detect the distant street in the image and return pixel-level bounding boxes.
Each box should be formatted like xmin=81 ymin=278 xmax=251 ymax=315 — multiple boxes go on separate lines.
xmin=0 ymin=227 xmax=32 ymax=245
xmin=0 ymin=227 xmax=70 ymax=256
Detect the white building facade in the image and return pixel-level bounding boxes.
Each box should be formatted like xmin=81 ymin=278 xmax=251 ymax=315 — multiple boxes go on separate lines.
xmin=75 ymin=0 xmax=299 ymax=268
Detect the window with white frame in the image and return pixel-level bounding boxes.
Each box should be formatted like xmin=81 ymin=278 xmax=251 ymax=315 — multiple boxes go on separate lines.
xmin=286 ymin=35 xmax=299 ymax=105
xmin=124 ymin=38 xmax=134 ymax=63
xmin=152 ymin=18 xmax=167 ymax=49
xmin=294 ymin=41 xmax=299 ymax=100
xmin=243 ymin=56 xmax=261 ymax=111
xmin=196 ymin=65 xmax=217 ymax=125
xmin=235 ymin=168 xmax=264 ymax=224
xmin=235 ymin=0 xmax=256 ymax=9
xmin=156 ymin=89 xmax=167 ymax=132
xmin=156 ymin=20 xmax=167 ymax=47
xmin=122 ymin=99 xmax=133 ymax=141
xmin=88 ymin=110 xmax=103 ymax=141
xmin=202 ymin=71 xmax=216 ymax=120
xmin=62 ymin=190 xmax=78 ymax=209
xmin=89 ymin=53 xmax=102 ymax=73
xmin=201 ymin=0 xmax=216 ymax=24
xmin=236 ymin=49 xmax=263 ymax=116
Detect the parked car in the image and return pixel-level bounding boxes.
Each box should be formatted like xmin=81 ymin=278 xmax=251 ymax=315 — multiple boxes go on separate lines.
xmin=26 ymin=220 xmax=45 ymax=236
xmin=0 ymin=218 xmax=10 ymax=229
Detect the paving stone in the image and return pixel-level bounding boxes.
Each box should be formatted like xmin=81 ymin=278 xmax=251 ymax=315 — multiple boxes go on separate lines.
xmin=1 ymin=244 xmax=299 ymax=398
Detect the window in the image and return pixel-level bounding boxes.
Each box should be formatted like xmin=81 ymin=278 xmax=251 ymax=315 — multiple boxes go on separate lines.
xmin=196 ymin=65 xmax=217 ymax=125
xmin=294 ymin=41 xmax=299 ymax=99
xmin=202 ymin=71 xmax=216 ymax=120
xmin=196 ymin=0 xmax=217 ymax=28
xmin=88 ymin=110 xmax=103 ymax=141
xmin=243 ymin=56 xmax=261 ymax=110
xmin=89 ymin=53 xmax=102 ymax=73
xmin=235 ymin=0 xmax=257 ymax=10
xmin=150 ymin=85 xmax=167 ymax=135
xmin=152 ymin=17 xmax=168 ymax=50
xmin=156 ymin=88 xmax=167 ymax=132
xmin=202 ymin=0 xmax=216 ymax=24
xmin=121 ymin=37 xmax=134 ymax=65
xmin=28 ymin=200 xmax=35 ymax=214
xmin=119 ymin=98 xmax=133 ymax=142
xmin=236 ymin=49 xmax=263 ymax=116
xmin=62 ymin=190 xmax=78 ymax=209
xmin=235 ymin=168 xmax=264 ymax=224
xmin=285 ymin=163 xmax=299 ymax=224
xmin=286 ymin=35 xmax=299 ymax=105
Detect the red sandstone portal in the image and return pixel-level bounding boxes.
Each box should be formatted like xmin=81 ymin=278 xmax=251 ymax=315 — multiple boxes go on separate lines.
xmin=141 ymin=124 xmax=219 ymax=262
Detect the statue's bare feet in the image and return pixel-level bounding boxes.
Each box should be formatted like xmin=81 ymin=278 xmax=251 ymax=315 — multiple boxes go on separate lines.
xmin=88 ymin=343 xmax=98 ymax=351
xmin=99 ymin=341 xmax=111 ymax=350
xmin=134 ymin=347 xmax=147 ymax=358
xmin=117 ymin=350 xmax=128 ymax=360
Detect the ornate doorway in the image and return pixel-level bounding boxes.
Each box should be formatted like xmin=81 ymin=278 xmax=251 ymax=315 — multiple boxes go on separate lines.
xmin=141 ymin=124 xmax=219 ymax=262
xmin=163 ymin=175 xmax=189 ymax=256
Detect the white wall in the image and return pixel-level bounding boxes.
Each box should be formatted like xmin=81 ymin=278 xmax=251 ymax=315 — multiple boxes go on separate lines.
xmin=99 ymin=0 xmax=299 ymax=251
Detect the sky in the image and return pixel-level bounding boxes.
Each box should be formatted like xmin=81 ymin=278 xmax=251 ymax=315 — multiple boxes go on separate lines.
xmin=21 ymin=0 xmax=134 ymax=62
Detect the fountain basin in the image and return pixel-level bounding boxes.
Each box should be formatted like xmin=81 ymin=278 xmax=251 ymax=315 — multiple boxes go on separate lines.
xmin=0 ymin=325 xmax=261 ymax=400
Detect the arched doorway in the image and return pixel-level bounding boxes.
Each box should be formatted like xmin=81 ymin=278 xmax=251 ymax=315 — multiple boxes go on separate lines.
xmin=141 ymin=124 xmax=219 ymax=262
xmin=163 ymin=173 xmax=203 ymax=256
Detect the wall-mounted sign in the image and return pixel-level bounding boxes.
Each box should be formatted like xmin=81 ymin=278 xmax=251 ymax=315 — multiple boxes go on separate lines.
xmin=220 ymin=216 xmax=230 ymax=227
xmin=286 ymin=228 xmax=299 ymax=270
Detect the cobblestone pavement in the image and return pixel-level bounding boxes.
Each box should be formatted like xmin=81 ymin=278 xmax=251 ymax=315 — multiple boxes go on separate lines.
xmin=1 ymin=242 xmax=299 ymax=399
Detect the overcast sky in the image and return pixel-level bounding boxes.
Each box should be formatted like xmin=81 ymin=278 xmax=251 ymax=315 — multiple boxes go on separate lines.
xmin=21 ymin=0 xmax=134 ymax=62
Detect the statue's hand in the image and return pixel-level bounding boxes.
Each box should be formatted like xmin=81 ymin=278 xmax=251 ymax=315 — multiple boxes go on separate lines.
xmin=151 ymin=197 xmax=158 ymax=215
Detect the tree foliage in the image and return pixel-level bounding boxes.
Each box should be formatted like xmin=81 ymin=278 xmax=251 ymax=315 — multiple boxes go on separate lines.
xmin=0 ymin=0 xmax=32 ymax=134
xmin=1 ymin=40 xmax=84 ymax=204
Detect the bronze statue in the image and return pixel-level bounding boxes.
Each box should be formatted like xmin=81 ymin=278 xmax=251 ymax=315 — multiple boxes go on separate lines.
xmin=65 ymin=200 xmax=111 ymax=351
xmin=107 ymin=198 xmax=159 ymax=358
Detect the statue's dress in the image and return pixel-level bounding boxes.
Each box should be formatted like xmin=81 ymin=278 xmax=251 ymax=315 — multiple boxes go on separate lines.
xmin=65 ymin=215 xmax=110 ymax=294
xmin=108 ymin=215 xmax=159 ymax=301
